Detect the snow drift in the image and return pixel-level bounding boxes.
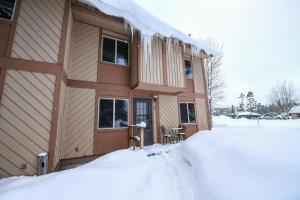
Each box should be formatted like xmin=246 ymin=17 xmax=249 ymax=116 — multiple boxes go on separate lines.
xmin=78 ymin=0 xmax=218 ymax=56
xmin=1 ymin=118 xmax=300 ymax=200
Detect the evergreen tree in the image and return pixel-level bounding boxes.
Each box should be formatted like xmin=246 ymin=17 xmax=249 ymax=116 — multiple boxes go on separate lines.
xmin=246 ymin=91 xmax=256 ymax=112
xmin=238 ymin=93 xmax=245 ymax=111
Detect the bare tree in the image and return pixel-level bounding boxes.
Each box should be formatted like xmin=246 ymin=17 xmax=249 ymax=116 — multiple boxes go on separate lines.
xmin=269 ymin=80 xmax=296 ymax=113
xmin=204 ymin=39 xmax=226 ymax=111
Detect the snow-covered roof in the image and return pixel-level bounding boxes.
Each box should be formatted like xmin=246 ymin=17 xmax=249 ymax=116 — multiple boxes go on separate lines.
xmin=289 ymin=105 xmax=300 ymax=114
xmin=238 ymin=112 xmax=260 ymax=116
xmin=79 ymin=0 xmax=219 ymax=56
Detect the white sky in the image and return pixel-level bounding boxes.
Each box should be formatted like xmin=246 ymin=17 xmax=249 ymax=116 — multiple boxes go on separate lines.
xmin=135 ymin=0 xmax=300 ymax=106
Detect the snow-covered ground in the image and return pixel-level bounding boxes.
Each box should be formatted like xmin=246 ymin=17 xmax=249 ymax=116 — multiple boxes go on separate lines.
xmin=1 ymin=117 xmax=300 ymax=200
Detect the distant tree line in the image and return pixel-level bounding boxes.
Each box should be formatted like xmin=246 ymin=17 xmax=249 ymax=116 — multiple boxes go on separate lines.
xmin=228 ymin=80 xmax=298 ymax=115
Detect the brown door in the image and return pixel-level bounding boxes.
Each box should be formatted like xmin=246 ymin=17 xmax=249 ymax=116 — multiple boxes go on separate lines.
xmin=133 ymin=98 xmax=153 ymax=146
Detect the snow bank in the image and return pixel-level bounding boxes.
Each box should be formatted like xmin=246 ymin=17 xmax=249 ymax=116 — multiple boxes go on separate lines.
xmin=78 ymin=0 xmax=218 ymax=56
xmin=1 ymin=117 xmax=300 ymax=200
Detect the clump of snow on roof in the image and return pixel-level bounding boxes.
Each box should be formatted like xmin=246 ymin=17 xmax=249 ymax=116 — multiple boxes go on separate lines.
xmin=289 ymin=105 xmax=300 ymax=114
xmin=79 ymin=0 xmax=219 ymax=56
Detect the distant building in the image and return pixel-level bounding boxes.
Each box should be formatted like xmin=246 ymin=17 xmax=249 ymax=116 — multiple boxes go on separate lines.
xmin=238 ymin=112 xmax=260 ymax=119
xmin=289 ymin=105 xmax=300 ymax=119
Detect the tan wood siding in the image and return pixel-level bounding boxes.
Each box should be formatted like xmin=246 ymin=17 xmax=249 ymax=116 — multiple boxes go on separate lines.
xmin=62 ymin=87 xmax=95 ymax=159
xmin=63 ymin=11 xmax=73 ymax=73
xmin=0 ymin=70 xmax=55 ymax=177
xmin=159 ymin=95 xmax=179 ymax=136
xmin=54 ymin=81 xmax=67 ymax=167
xmin=195 ymin=98 xmax=209 ymax=130
xmin=141 ymin=37 xmax=164 ymax=85
xmin=11 ymin=0 xmax=65 ymax=63
xmin=68 ymin=21 xmax=98 ymax=82
xmin=166 ymin=43 xmax=184 ymax=88
xmin=193 ymin=57 xmax=205 ymax=94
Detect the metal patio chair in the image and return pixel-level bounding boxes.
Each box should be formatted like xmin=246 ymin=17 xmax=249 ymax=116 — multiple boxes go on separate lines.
xmin=161 ymin=125 xmax=172 ymax=144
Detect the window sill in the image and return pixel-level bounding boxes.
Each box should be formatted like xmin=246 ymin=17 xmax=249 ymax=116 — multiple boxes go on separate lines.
xmin=180 ymin=123 xmax=197 ymax=125
xmin=101 ymin=61 xmax=129 ymax=68
xmin=97 ymin=127 xmax=128 ymax=133
xmin=0 ymin=18 xmax=13 ymax=25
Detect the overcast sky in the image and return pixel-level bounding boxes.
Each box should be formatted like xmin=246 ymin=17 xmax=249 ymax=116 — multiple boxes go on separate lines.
xmin=135 ymin=0 xmax=300 ymax=106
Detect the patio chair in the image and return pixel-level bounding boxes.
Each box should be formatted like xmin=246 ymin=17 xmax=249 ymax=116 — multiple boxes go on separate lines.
xmin=161 ymin=125 xmax=172 ymax=144
xmin=178 ymin=125 xmax=187 ymax=141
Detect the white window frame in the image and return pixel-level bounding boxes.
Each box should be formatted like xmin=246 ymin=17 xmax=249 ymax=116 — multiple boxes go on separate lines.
xmin=0 ymin=0 xmax=17 ymax=21
xmin=101 ymin=35 xmax=128 ymax=66
xmin=98 ymin=97 xmax=129 ymax=129
xmin=179 ymin=102 xmax=197 ymax=124
xmin=184 ymin=59 xmax=193 ymax=79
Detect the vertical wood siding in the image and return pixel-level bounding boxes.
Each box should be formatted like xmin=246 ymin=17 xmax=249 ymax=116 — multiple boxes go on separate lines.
xmin=68 ymin=21 xmax=99 ymax=82
xmin=54 ymin=81 xmax=66 ymax=167
xmin=159 ymin=95 xmax=179 ymax=133
xmin=193 ymin=57 xmax=205 ymax=94
xmin=141 ymin=37 xmax=164 ymax=85
xmin=195 ymin=98 xmax=209 ymax=130
xmin=166 ymin=43 xmax=184 ymax=88
xmin=62 ymin=87 xmax=95 ymax=159
xmin=0 ymin=70 xmax=55 ymax=177
xmin=11 ymin=0 xmax=65 ymax=63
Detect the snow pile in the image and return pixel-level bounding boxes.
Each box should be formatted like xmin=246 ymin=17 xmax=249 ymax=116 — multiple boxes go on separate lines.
xmin=1 ymin=117 xmax=300 ymax=200
xmin=78 ymin=0 xmax=218 ymax=56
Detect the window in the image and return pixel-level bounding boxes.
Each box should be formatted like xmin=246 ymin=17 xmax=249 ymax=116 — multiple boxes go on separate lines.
xmin=99 ymin=98 xmax=128 ymax=128
xmin=180 ymin=103 xmax=196 ymax=123
xmin=102 ymin=36 xmax=128 ymax=66
xmin=0 ymin=0 xmax=16 ymax=20
xmin=185 ymin=60 xmax=193 ymax=79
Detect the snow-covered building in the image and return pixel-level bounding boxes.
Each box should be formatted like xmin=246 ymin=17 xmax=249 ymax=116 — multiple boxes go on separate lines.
xmin=0 ymin=0 xmax=217 ymax=178
xmin=238 ymin=112 xmax=260 ymax=119
xmin=289 ymin=105 xmax=300 ymax=119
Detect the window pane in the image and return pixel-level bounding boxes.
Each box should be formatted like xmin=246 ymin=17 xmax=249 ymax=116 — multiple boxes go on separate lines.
xmin=116 ymin=41 xmax=128 ymax=66
xmin=102 ymin=37 xmax=115 ymax=63
xmin=99 ymin=99 xmax=114 ymax=128
xmin=185 ymin=60 xmax=193 ymax=79
xmin=0 ymin=0 xmax=15 ymax=20
xmin=115 ymin=100 xmax=128 ymax=128
xmin=180 ymin=103 xmax=188 ymax=123
xmin=188 ymin=103 xmax=196 ymax=123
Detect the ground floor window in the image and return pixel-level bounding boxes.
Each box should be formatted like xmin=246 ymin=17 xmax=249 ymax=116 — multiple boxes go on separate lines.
xmin=98 ymin=98 xmax=128 ymax=128
xmin=0 ymin=0 xmax=16 ymax=20
xmin=180 ymin=102 xmax=196 ymax=123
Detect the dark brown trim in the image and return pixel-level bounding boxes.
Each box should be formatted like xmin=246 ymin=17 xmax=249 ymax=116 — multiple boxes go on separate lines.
xmin=156 ymin=94 xmax=161 ymax=143
xmin=48 ymin=75 xmax=62 ymax=172
xmin=67 ymin=79 xmax=131 ymax=92
xmin=136 ymin=82 xmax=185 ymax=94
xmin=0 ymin=69 xmax=7 ymax=104
xmin=0 ymin=57 xmax=63 ymax=75
xmin=58 ymin=0 xmax=71 ymax=65
xmin=5 ymin=0 xmax=22 ymax=57
xmin=200 ymin=58 xmax=212 ymax=130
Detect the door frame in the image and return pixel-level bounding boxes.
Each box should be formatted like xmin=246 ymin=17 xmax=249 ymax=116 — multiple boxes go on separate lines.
xmin=133 ymin=97 xmax=154 ymax=145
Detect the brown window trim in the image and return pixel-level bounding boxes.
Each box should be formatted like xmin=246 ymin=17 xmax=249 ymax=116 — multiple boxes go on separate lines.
xmin=179 ymin=101 xmax=197 ymax=124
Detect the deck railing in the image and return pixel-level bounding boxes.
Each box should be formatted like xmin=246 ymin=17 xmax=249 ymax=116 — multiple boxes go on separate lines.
xmin=128 ymin=123 xmax=146 ymax=149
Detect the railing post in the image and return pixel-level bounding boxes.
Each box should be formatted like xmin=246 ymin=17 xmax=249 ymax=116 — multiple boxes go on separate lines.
xmin=140 ymin=127 xmax=144 ymax=149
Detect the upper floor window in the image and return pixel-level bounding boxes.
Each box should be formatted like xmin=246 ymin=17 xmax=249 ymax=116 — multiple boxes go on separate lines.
xmin=98 ymin=98 xmax=128 ymax=129
xmin=180 ymin=102 xmax=196 ymax=124
xmin=0 ymin=0 xmax=16 ymax=21
xmin=102 ymin=36 xmax=128 ymax=66
xmin=185 ymin=60 xmax=193 ymax=79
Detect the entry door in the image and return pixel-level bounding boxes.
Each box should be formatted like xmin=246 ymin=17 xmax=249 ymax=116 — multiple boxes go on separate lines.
xmin=133 ymin=98 xmax=153 ymax=146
